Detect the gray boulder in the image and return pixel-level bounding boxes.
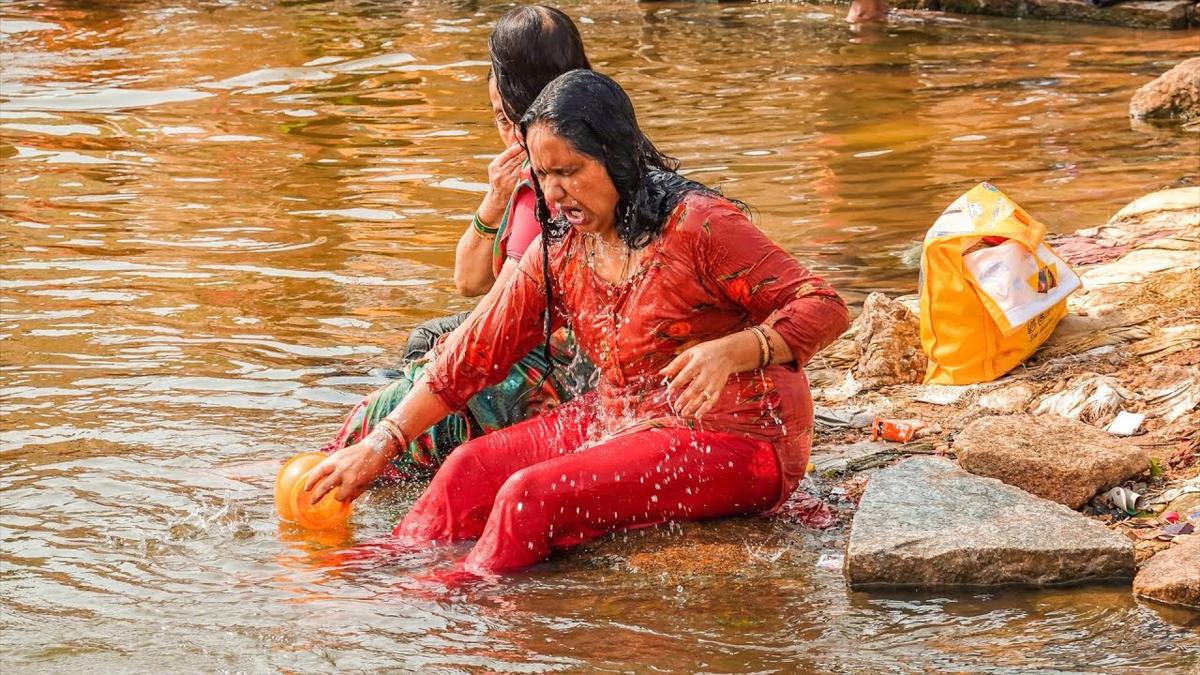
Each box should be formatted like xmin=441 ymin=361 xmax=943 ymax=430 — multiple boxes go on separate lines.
xmin=846 ymin=457 xmax=1134 ymax=588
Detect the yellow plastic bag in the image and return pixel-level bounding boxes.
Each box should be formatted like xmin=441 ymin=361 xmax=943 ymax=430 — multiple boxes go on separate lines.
xmin=919 ymin=182 xmax=1080 ymax=384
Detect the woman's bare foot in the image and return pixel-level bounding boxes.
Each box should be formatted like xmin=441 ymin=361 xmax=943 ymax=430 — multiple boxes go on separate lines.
xmin=847 ymin=0 xmax=889 ymax=23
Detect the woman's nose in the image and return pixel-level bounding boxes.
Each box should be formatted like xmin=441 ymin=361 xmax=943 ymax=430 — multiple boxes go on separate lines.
xmin=542 ymin=177 xmax=566 ymax=203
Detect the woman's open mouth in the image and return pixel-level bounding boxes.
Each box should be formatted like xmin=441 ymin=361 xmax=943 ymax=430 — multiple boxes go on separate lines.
xmin=560 ymin=204 xmax=587 ymax=227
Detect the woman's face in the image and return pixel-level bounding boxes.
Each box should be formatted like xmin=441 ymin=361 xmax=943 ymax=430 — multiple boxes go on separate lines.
xmin=488 ymin=77 xmax=518 ymax=147
xmin=526 ymin=123 xmax=619 ymax=238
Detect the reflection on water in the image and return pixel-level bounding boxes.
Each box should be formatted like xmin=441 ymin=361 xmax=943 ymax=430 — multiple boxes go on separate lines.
xmin=1 ymin=0 xmax=1197 ymax=671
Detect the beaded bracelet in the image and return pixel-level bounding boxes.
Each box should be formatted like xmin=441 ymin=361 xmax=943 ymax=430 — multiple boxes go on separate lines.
xmin=471 ymin=212 xmax=498 ymax=239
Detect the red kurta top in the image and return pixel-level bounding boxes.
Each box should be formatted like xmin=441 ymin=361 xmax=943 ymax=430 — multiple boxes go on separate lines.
xmin=427 ymin=192 xmax=850 ymax=508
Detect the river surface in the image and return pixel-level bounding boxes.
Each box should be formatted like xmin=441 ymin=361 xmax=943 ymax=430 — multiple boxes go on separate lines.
xmin=2 ymin=0 xmax=1198 ymax=672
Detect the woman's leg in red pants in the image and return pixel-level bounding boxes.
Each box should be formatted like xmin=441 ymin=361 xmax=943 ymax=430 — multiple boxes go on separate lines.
xmin=392 ymin=394 xmax=598 ymax=543
xmin=462 ymin=427 xmax=781 ymax=573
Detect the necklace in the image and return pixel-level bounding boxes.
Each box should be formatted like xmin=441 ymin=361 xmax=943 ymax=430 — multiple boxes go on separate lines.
xmin=586 ymin=234 xmax=633 ymax=284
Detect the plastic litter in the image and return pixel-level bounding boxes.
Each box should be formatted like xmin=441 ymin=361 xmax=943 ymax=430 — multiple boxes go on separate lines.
xmin=814 ymin=407 xmax=876 ymax=431
xmin=1105 ymin=486 xmax=1146 ymax=515
xmin=816 ymin=552 xmax=844 ymax=570
xmin=1104 ymin=411 xmax=1145 ymax=436
xmin=1140 ymin=366 xmax=1200 ymax=423
xmin=1032 ymin=374 xmax=1129 ymax=423
xmin=871 ymin=417 xmax=940 ymax=443
xmin=1157 ymin=522 xmax=1195 ymax=541
xmin=910 ymin=384 xmax=973 ymax=406
xmin=778 ymin=492 xmax=837 ymax=529
xmin=1149 ymin=476 xmax=1200 ymax=505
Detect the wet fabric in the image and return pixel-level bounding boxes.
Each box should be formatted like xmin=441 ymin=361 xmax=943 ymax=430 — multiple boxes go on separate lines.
xmin=502 ymin=187 xmax=540 ymax=263
xmin=493 ymin=167 xmax=538 ymax=272
xmin=392 ymin=393 xmax=782 ymax=572
xmin=426 ymin=192 xmax=850 ymax=511
xmin=403 ymin=311 xmax=470 ymax=361
xmin=322 ymin=329 xmax=588 ymax=480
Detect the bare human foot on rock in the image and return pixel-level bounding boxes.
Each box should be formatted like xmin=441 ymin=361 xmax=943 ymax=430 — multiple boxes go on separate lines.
xmin=847 ymin=0 xmax=889 ymax=23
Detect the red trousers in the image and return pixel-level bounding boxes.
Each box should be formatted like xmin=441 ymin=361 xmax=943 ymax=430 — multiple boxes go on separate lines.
xmin=392 ymin=396 xmax=782 ymax=572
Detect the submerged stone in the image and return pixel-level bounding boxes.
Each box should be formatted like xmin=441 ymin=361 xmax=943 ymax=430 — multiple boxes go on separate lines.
xmin=955 ymin=414 xmax=1149 ymax=509
xmin=846 ymin=457 xmax=1134 ymax=588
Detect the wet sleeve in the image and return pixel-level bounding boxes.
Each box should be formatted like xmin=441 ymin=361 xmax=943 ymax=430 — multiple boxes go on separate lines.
xmin=697 ymin=197 xmax=850 ymax=368
xmin=425 ymin=237 xmax=557 ymax=410
xmin=504 ymin=187 xmax=541 ymax=262
xmin=403 ymin=311 xmax=470 ymax=361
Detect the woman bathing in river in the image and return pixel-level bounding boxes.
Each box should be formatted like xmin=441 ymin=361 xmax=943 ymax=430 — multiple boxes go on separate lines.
xmin=323 ymin=5 xmax=600 ymax=479
xmin=307 ymin=70 xmax=850 ymax=573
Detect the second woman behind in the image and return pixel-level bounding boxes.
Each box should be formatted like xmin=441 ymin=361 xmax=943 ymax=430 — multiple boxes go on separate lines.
xmin=322 ymin=5 xmax=597 ymax=479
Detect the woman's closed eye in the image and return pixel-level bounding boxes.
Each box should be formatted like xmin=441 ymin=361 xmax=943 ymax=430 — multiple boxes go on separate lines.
xmin=533 ymin=166 xmax=575 ymax=180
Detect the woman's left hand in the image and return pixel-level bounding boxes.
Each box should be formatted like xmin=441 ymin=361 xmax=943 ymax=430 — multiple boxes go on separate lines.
xmin=659 ymin=339 xmax=739 ymax=418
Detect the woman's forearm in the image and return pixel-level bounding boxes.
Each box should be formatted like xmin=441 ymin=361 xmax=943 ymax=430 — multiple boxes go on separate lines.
xmin=367 ymin=376 xmax=453 ymax=459
xmin=761 ymin=325 xmax=795 ymax=366
xmin=454 ymin=191 xmax=512 ymax=296
xmin=764 ymin=295 xmax=850 ymax=367
xmin=453 ymin=226 xmax=497 ymax=297
xmin=710 ymin=325 xmax=796 ymax=374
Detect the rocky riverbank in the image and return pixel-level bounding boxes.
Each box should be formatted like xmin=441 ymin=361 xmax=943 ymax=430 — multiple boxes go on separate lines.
xmin=810 ymin=185 xmax=1198 ymax=608
xmin=813 ymin=0 xmax=1199 ymax=29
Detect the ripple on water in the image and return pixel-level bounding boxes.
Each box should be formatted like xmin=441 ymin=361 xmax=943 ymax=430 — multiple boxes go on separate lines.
xmin=0 ymin=88 xmax=213 ymax=112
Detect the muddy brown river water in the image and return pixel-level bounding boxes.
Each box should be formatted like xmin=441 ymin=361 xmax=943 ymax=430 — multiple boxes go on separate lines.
xmin=2 ymin=1 xmax=1198 ymax=672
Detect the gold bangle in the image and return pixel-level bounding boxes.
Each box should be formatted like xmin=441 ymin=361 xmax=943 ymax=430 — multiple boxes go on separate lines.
xmin=759 ymin=324 xmax=776 ymax=366
xmin=747 ymin=326 xmax=770 ymax=369
xmin=374 ymin=418 xmax=409 ymax=452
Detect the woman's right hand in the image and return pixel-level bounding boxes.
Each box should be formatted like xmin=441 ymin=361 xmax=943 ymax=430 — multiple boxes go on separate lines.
xmin=304 ymin=436 xmax=395 ymax=505
xmin=478 ymin=142 xmax=525 ymax=225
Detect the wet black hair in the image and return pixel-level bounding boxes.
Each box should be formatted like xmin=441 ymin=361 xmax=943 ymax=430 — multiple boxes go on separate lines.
xmin=518 ymin=69 xmax=714 ymax=374
xmin=489 ymin=5 xmax=591 ymax=123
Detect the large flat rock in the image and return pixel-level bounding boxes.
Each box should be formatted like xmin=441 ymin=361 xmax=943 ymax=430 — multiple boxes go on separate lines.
xmin=1133 ymin=537 xmax=1200 ymax=609
xmin=846 ymin=457 xmax=1134 ymax=588
xmin=955 ymin=414 xmax=1149 ymax=509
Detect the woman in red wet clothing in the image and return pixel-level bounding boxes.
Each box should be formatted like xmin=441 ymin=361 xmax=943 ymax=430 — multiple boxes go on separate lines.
xmin=308 ymin=70 xmax=850 ymax=573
